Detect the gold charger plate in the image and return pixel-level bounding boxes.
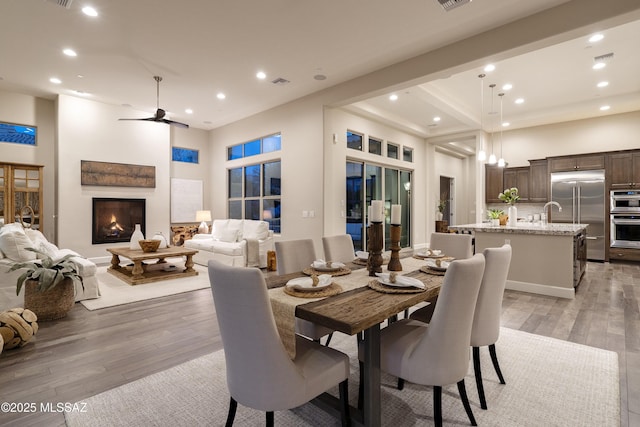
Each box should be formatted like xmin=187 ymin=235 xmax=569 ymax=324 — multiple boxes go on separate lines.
xmin=302 ymin=267 xmax=351 ymax=277
xmin=368 ymin=279 xmax=426 ymax=294
xmin=283 ymin=282 xmax=342 ymax=298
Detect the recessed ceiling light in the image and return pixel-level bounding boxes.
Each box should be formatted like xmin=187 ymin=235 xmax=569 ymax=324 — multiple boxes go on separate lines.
xmin=389 ymin=94 xmax=398 ymax=101
xmin=216 ymin=92 xmax=226 ymax=100
xmin=502 ymin=83 xmax=513 ymax=91
xmin=313 ymin=74 xmax=327 ymax=81
xmin=600 ymin=105 xmax=610 ymax=111
xmin=82 ymin=6 xmax=98 ymax=17
xmin=484 ymin=64 xmax=495 ymax=72
xmin=63 ymin=48 xmax=77 ymax=57
xmin=502 ymin=122 xmax=510 ymax=127
xmin=589 ymin=33 xmax=604 ymax=43
xmin=185 ymin=108 xmax=193 ymax=114
xmin=592 ymin=62 xmax=606 ymax=70
xmin=433 ymin=116 xmax=441 ymax=122
xmin=256 ymin=71 xmax=266 ymax=80
xmin=76 ymin=74 xmax=84 ymax=78
xmin=514 ymin=98 xmax=524 ymax=104
xmin=597 ymin=81 xmax=609 ymax=88
xmin=49 ymin=77 xmax=62 ymax=84
xmin=72 ymin=90 xmax=90 ymax=97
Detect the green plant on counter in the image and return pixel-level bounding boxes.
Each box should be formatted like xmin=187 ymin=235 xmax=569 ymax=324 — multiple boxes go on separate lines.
xmin=498 ymin=187 xmax=520 ymax=205
xmin=487 ymin=208 xmax=505 ymax=219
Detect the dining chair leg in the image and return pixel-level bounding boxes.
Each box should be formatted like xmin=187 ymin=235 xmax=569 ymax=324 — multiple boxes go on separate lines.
xmin=489 ymin=343 xmax=506 ymax=384
xmin=325 ymin=332 xmax=334 ymax=346
xmin=433 ymin=385 xmax=443 ymax=427
xmin=357 ymin=361 xmax=364 ymax=410
xmin=397 ymin=378 xmax=405 ymax=390
xmin=225 ymin=397 xmax=237 ymax=427
xmin=457 ymin=379 xmax=477 ymax=426
xmin=339 ymin=379 xmax=351 ymax=427
xmin=266 ymin=411 xmax=274 ymax=427
xmin=472 ymin=346 xmax=487 ymax=410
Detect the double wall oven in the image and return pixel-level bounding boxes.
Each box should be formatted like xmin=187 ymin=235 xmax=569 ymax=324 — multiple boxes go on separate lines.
xmin=610 ymin=190 xmax=640 ymax=248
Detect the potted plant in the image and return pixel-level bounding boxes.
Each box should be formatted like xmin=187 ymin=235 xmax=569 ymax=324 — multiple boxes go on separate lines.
xmin=498 ymin=187 xmax=520 ymax=226
xmin=487 ymin=208 xmax=504 ymax=226
xmin=436 ymin=198 xmax=447 ymax=221
xmin=10 ymin=248 xmax=83 ymax=321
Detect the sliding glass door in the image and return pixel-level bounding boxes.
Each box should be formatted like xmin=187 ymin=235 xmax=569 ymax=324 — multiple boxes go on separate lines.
xmin=346 ymin=161 xmax=411 ymax=251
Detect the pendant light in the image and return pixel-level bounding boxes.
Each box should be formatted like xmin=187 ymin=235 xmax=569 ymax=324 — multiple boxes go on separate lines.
xmin=487 ymin=83 xmax=497 ymax=165
xmin=498 ymin=92 xmax=506 ymax=167
xmin=477 ymin=73 xmax=487 ymax=162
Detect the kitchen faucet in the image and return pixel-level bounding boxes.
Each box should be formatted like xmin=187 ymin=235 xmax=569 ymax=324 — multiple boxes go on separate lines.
xmin=542 ymin=201 xmax=562 ymax=223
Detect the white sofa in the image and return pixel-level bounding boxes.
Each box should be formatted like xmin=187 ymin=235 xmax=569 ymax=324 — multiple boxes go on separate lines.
xmin=184 ymin=219 xmax=274 ymax=268
xmin=0 ymin=223 xmax=100 ymax=303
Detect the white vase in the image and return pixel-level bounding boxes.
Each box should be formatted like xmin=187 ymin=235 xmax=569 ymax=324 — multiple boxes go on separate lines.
xmin=129 ymin=224 xmax=145 ymax=250
xmin=436 ymin=212 xmax=444 ymax=221
xmin=491 ymin=218 xmax=500 ymax=226
xmin=152 ymin=231 xmax=168 ymax=248
xmin=508 ymin=205 xmax=518 ymax=227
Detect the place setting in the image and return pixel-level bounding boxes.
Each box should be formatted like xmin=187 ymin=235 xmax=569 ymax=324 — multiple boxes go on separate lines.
xmin=302 ymin=259 xmax=351 ymax=276
xmin=368 ymin=272 xmax=426 ymax=294
xmin=283 ymin=273 xmax=342 ymax=298
xmin=420 ymin=257 xmax=453 ymax=276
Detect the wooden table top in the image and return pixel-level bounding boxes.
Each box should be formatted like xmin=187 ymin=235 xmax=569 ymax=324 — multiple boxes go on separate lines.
xmin=296 ymin=269 xmax=442 ymax=335
xmin=107 ymin=245 xmax=198 ymax=261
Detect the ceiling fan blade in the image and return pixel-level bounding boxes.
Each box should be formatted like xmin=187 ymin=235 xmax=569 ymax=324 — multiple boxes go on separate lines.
xmin=118 ymin=117 xmax=155 ymax=122
xmin=162 ymin=119 xmax=189 ymax=128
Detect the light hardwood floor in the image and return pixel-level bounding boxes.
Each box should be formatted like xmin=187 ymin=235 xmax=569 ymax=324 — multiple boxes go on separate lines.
xmin=0 ymin=260 xmax=637 ymax=426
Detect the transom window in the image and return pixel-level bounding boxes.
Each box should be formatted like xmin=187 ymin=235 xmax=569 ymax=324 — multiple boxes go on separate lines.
xmin=227 ymin=133 xmax=281 ymax=160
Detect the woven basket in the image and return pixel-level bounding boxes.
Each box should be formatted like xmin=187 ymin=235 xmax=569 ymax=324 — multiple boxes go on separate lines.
xmin=24 ymin=279 xmax=75 ymax=321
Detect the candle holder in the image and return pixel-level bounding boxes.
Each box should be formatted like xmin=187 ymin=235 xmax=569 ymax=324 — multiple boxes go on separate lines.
xmin=388 ymin=224 xmax=402 ymax=271
xmin=368 ymin=221 xmax=384 ymax=276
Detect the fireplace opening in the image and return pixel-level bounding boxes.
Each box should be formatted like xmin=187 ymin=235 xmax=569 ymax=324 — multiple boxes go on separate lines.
xmin=92 ymin=198 xmax=146 ymax=244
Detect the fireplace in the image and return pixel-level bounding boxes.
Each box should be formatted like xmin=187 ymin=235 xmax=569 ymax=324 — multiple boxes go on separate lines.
xmin=92 ymin=198 xmax=146 ymax=244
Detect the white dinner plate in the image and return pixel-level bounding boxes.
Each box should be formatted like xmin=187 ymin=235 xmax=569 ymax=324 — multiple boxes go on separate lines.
xmin=285 ymin=275 xmax=332 ymax=292
xmin=374 ymin=273 xmax=425 ymax=289
xmin=311 ymin=261 xmax=345 ymax=272
xmin=425 ymin=259 xmax=450 ymax=271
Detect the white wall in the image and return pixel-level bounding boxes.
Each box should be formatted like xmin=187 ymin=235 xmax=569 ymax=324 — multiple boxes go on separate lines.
xmin=501 ymin=111 xmax=640 ymax=167
xmin=0 ymin=90 xmax=56 ymax=241
xmin=57 ymin=94 xmax=171 ymax=259
xmin=170 ymin=126 xmax=211 ymax=213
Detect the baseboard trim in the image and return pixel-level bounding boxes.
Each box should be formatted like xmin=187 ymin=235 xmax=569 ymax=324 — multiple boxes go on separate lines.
xmin=506 ymin=279 xmax=575 ymax=299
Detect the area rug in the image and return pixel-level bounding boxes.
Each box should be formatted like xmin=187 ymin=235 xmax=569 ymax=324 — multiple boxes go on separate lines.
xmin=65 ymin=327 xmax=619 ymax=426
xmin=80 ymin=260 xmax=210 ymax=310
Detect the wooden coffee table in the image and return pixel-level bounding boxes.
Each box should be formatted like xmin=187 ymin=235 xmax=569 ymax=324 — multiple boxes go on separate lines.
xmin=107 ymin=246 xmax=199 ymax=285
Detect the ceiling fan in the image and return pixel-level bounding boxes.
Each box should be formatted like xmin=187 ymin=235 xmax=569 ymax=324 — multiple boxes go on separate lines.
xmin=119 ymin=76 xmax=189 ymax=128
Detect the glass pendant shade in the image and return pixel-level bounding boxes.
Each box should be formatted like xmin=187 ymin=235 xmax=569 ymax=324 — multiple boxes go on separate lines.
xmin=488 ymin=153 xmax=497 ymax=164
xmin=498 ymin=158 xmax=506 ymax=167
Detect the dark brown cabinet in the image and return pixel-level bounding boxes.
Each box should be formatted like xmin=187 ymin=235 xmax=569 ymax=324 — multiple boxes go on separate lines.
xmin=549 ymin=154 xmax=605 ymax=172
xmin=607 ymin=151 xmax=640 ymax=188
xmin=528 ymin=159 xmax=548 ymax=202
xmin=485 ymin=165 xmax=504 ymax=203
xmin=503 ymin=167 xmax=530 ymax=201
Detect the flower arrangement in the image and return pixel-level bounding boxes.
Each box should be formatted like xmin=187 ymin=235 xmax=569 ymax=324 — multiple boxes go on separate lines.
xmin=437 ymin=198 xmax=447 ymax=213
xmin=498 ymin=187 xmax=520 ymax=205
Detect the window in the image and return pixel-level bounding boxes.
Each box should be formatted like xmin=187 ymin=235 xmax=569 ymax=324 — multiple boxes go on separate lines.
xmin=369 ymin=137 xmax=382 ymax=155
xmin=227 ymin=133 xmax=281 ymax=160
xmin=171 ymin=147 xmax=199 ymax=164
xmin=347 ymin=131 xmax=363 ymax=151
xmin=0 ymin=122 xmax=37 ymax=146
xmin=387 ymin=143 xmax=399 ymax=159
xmin=228 ymin=160 xmax=281 ymax=233
xmin=403 ymin=146 xmax=413 ymax=162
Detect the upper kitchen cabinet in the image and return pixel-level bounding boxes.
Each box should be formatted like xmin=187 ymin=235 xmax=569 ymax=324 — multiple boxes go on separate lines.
xmin=503 ymin=167 xmax=530 ymax=201
xmin=549 ymin=154 xmax=605 ymax=173
xmin=485 ymin=165 xmax=504 ymax=203
xmin=528 ymin=159 xmax=548 ymax=202
xmin=607 ymin=151 xmax=640 ymax=189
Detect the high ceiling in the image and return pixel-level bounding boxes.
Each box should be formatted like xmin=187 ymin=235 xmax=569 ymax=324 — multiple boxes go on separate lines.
xmin=0 ymin=0 xmax=639 ymax=148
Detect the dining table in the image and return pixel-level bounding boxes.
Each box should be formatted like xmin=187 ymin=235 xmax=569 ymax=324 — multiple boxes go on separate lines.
xmin=267 ymin=255 xmax=444 ymax=427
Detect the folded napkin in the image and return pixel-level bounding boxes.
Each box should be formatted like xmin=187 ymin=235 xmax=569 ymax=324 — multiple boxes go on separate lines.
xmin=375 ymin=272 xmax=425 ymax=289
xmin=312 ymin=259 xmax=345 ymax=269
xmin=286 ymin=274 xmax=332 ymax=290
xmin=425 ymin=259 xmax=450 ymax=270
xmin=355 ymin=251 xmax=368 ymax=260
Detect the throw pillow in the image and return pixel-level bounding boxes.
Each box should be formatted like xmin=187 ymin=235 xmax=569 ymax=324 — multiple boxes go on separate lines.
xmin=216 ymin=228 xmax=238 ymax=243
xmin=24 ymin=229 xmax=59 ymax=258
xmin=243 ymin=220 xmax=269 ymax=240
xmin=0 ymin=226 xmax=36 ymax=262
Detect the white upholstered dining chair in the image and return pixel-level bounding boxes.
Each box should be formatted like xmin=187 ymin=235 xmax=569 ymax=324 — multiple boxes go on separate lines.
xmin=322 ymin=234 xmax=356 ymax=264
xmin=429 ymin=232 xmax=474 ymax=259
xmin=359 ymin=254 xmax=485 ymax=427
xmin=207 ymin=260 xmax=350 ymax=426
xmin=275 ymin=239 xmax=335 ymax=345
xmin=410 ymin=244 xmax=512 ymax=410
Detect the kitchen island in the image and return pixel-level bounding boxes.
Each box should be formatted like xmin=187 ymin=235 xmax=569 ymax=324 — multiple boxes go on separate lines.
xmin=448 ymin=222 xmax=587 ymax=298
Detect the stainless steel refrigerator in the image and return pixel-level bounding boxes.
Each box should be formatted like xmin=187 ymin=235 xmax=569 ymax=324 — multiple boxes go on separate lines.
xmin=550 ymin=170 xmax=606 ymax=261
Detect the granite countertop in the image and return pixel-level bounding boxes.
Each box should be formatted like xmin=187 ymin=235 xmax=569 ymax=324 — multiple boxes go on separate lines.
xmin=449 ymin=222 xmax=587 ymax=236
